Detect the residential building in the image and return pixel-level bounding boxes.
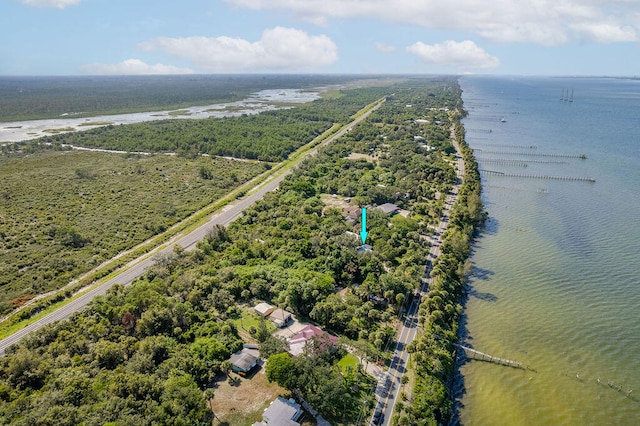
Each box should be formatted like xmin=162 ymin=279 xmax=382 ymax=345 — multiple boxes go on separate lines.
xmin=229 ymin=348 xmax=259 ymax=375
xmin=375 ymin=203 xmax=401 ymax=215
xmin=269 ymin=308 xmax=292 ymax=328
xmin=288 ymin=324 xmax=338 ymax=356
xmin=251 ymin=397 xmax=302 ymax=426
xmin=254 ymin=302 xmax=275 ymax=317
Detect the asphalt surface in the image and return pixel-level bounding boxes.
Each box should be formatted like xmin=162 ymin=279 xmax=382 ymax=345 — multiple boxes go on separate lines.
xmin=0 ymin=174 xmax=286 ymax=356
xmin=373 ymin=130 xmax=465 ymax=426
xmin=0 ymin=99 xmax=384 ymax=356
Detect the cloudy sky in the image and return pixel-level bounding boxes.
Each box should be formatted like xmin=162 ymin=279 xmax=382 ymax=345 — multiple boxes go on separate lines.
xmin=2 ymin=0 xmax=639 ymax=75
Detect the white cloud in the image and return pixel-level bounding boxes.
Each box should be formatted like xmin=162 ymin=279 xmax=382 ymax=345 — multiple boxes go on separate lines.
xmin=80 ymin=59 xmax=194 ymax=75
xmin=20 ymin=0 xmax=81 ymax=9
xmin=407 ymin=40 xmax=500 ymax=71
xmin=375 ymin=42 xmax=396 ymax=53
xmin=138 ymin=27 xmax=338 ymax=72
xmin=571 ymin=21 xmax=638 ymax=43
xmin=224 ymin=0 xmax=640 ymax=45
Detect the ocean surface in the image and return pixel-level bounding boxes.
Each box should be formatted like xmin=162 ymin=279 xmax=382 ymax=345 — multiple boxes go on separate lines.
xmin=457 ymin=76 xmax=640 ymax=425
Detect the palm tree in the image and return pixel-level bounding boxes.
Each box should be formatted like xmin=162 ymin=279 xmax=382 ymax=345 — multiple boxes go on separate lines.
xmin=204 ymin=388 xmax=216 ymax=423
xmin=220 ymin=360 xmax=233 ymax=378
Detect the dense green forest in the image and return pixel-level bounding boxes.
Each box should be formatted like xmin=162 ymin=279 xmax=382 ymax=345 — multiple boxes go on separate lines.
xmin=0 ymin=84 xmax=390 ymax=315
xmin=0 ymin=74 xmax=365 ymax=122
xmin=0 ymin=77 xmax=483 ymax=425
xmin=25 ymin=85 xmax=392 ymax=162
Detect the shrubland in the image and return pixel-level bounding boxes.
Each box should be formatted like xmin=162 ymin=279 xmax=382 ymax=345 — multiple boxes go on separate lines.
xmin=0 ymin=85 xmax=388 ymax=315
xmin=0 ymin=151 xmax=265 ymax=315
xmin=0 ymin=77 xmax=482 ymax=425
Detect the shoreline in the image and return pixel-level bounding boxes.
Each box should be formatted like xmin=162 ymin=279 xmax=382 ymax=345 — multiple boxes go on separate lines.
xmin=0 ymin=88 xmax=319 ymax=144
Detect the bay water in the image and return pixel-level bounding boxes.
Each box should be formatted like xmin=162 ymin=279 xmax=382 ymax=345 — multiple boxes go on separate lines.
xmin=457 ymin=76 xmax=640 ymax=425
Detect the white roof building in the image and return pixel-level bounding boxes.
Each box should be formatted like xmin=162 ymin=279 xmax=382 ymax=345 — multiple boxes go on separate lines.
xmin=254 ymin=302 xmax=275 ymax=317
xmin=252 ymin=397 xmax=302 ymax=426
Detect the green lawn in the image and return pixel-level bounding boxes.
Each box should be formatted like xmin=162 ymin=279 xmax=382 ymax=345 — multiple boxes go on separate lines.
xmin=232 ymin=307 xmax=277 ymax=335
xmin=338 ymin=353 xmax=360 ymax=373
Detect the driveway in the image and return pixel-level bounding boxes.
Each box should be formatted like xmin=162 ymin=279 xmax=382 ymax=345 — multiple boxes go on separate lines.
xmin=273 ymin=315 xmax=308 ymax=338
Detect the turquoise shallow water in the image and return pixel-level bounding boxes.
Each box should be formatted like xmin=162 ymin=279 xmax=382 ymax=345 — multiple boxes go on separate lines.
xmin=457 ymin=76 xmax=640 ymax=425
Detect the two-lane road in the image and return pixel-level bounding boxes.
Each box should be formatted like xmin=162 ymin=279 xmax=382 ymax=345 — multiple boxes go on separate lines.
xmin=0 ymin=173 xmax=287 ymax=356
xmin=0 ymin=98 xmax=385 ymax=356
xmin=374 ymin=126 xmax=465 ymax=426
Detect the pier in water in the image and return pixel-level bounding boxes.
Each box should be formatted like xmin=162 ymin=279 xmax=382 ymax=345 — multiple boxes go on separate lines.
xmin=457 ymin=76 xmax=640 ymax=426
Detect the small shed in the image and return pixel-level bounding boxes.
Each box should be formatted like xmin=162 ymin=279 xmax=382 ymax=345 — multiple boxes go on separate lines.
xmin=356 ymin=244 xmax=373 ymax=253
xmin=254 ymin=302 xmax=275 ymax=317
xmin=269 ymin=308 xmax=292 ymax=328
xmin=229 ymin=348 xmax=260 ymax=375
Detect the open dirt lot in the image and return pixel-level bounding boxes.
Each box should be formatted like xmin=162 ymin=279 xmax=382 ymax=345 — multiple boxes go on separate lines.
xmin=209 ymin=366 xmax=287 ymax=425
xmin=209 ymin=365 xmax=317 ymax=425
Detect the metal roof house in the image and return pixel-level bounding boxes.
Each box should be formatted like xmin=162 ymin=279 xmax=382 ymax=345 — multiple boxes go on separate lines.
xmin=376 ymin=203 xmax=401 ymax=215
xmin=254 ymin=302 xmax=276 ymax=317
xmin=229 ymin=348 xmax=260 ymax=375
xmin=252 ymin=397 xmax=302 ymax=426
xmin=356 ymin=244 xmax=373 ymax=253
xmin=269 ymin=308 xmax=292 ymax=328
xmin=287 ymin=325 xmax=338 ymax=356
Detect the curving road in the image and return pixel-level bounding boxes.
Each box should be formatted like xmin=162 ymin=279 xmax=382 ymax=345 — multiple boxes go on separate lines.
xmin=0 ymin=99 xmax=384 ymax=356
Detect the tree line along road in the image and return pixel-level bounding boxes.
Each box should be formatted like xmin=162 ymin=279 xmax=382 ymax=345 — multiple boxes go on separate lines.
xmin=374 ymin=126 xmax=464 ymax=426
xmin=0 ymin=98 xmax=385 ymax=356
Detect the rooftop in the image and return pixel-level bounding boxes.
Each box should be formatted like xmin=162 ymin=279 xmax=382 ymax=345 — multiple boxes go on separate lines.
xmin=376 ymin=203 xmax=401 ymax=214
xmin=288 ymin=325 xmax=338 ymax=356
xmin=269 ymin=308 xmax=292 ymax=328
xmin=254 ymin=302 xmax=275 ymax=317
xmin=229 ymin=348 xmax=260 ymax=372
xmin=356 ymin=244 xmax=373 ymax=253
xmin=259 ymin=397 xmax=302 ymax=425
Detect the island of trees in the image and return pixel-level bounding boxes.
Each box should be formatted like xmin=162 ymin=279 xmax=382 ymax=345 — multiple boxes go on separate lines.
xmin=0 ymin=77 xmax=484 ymax=425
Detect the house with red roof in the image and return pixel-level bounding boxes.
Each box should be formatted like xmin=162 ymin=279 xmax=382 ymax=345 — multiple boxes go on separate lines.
xmin=287 ymin=325 xmax=338 ymax=356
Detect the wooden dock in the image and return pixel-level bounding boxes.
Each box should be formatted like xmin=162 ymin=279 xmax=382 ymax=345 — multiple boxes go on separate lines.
xmin=476 ymin=157 xmax=568 ymax=165
xmin=473 ymin=143 xmax=538 ymax=150
xmin=454 ymin=343 xmax=527 ymax=370
xmin=473 ymin=149 xmax=587 ymax=160
xmin=477 ymin=159 xmax=528 ymax=167
xmin=480 ymin=169 xmax=595 ymax=183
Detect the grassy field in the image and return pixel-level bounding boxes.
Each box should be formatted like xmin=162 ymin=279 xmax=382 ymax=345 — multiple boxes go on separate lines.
xmin=232 ymin=307 xmax=277 ymax=336
xmin=0 ymin=149 xmax=266 ymax=314
xmin=209 ymin=369 xmax=289 ymax=425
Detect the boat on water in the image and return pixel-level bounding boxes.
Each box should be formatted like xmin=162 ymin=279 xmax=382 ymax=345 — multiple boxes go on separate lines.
xmin=500 ymin=117 xmax=507 ymax=123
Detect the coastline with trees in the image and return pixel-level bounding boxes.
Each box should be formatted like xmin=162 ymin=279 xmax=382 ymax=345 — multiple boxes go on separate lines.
xmin=0 ymin=77 xmax=484 ymax=425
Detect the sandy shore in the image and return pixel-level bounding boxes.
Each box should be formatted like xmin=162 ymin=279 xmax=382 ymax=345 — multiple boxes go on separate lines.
xmin=0 ymin=88 xmax=320 ymax=144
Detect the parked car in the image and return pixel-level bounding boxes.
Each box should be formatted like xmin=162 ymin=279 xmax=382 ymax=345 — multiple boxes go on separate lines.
xmin=371 ymin=410 xmax=384 ymax=425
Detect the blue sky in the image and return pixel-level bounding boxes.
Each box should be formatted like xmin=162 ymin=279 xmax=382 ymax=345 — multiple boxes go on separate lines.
xmin=2 ymin=0 xmax=639 ymax=76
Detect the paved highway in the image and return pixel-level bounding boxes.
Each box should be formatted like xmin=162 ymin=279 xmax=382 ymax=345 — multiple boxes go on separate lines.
xmin=373 ymin=128 xmax=465 ymax=426
xmin=0 ymin=99 xmax=384 ymax=356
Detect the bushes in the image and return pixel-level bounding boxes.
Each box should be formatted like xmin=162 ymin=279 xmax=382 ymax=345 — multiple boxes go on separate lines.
xmin=0 ymin=151 xmax=264 ymax=315
xmin=0 ymin=77 xmax=473 ymax=424
xmin=401 ymin=96 xmax=486 ymax=424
